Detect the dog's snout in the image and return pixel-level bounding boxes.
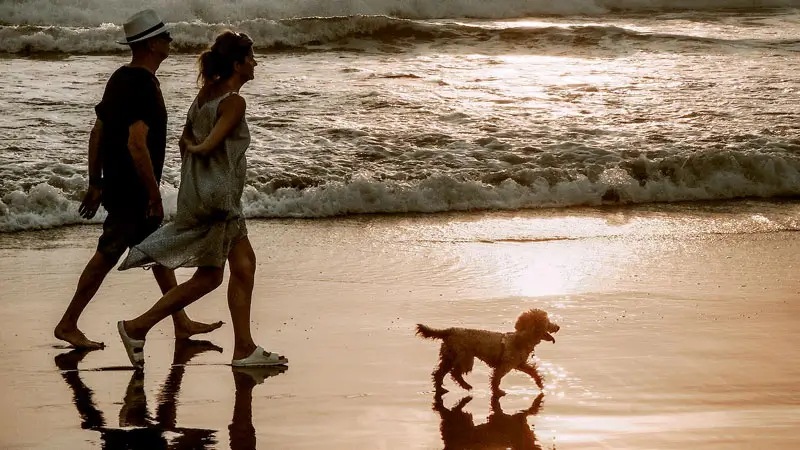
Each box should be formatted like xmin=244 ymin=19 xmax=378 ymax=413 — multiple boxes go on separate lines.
xmin=550 ymin=323 xmax=560 ymax=332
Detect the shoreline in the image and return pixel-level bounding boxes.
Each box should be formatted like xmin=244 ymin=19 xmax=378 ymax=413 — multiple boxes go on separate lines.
xmin=1 ymin=211 xmax=799 ymax=449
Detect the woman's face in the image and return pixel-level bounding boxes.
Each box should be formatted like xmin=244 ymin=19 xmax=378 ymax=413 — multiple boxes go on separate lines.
xmin=239 ymin=49 xmax=257 ymax=82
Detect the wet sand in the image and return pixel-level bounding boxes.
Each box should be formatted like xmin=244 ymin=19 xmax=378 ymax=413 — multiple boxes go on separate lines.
xmin=1 ymin=209 xmax=799 ymax=449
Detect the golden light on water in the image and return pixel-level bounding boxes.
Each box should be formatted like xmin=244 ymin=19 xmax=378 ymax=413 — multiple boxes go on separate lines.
xmin=504 ymin=242 xmax=593 ymax=297
xmin=441 ymin=52 xmax=644 ymax=123
xmin=441 ymin=216 xmax=641 ymax=298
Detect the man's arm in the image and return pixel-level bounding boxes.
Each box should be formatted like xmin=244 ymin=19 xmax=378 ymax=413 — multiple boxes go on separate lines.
xmin=88 ymin=119 xmax=103 ymax=186
xmin=78 ymin=119 xmax=104 ymax=219
xmin=127 ymin=120 xmax=163 ymax=219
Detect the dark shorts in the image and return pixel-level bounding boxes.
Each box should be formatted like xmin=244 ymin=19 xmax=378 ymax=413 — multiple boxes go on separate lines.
xmin=97 ymin=210 xmax=162 ymax=261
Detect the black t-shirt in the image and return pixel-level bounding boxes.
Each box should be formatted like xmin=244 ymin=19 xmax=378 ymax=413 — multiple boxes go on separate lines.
xmin=95 ymin=66 xmax=167 ymax=212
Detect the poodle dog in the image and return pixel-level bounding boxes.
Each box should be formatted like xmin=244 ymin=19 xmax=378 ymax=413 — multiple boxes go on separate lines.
xmin=416 ymin=309 xmax=559 ymax=396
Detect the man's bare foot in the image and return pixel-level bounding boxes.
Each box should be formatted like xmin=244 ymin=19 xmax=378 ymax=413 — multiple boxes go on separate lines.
xmin=54 ymin=325 xmax=105 ymax=349
xmin=174 ymin=319 xmax=224 ymax=340
xmin=54 ymin=348 xmax=99 ymax=371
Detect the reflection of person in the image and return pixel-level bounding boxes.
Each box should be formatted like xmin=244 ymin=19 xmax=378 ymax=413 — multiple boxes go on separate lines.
xmin=55 ymin=344 xmax=286 ymax=449
xmin=116 ymin=31 xmax=287 ymax=368
xmin=53 ymin=9 xmax=221 ymax=350
xmin=229 ymin=366 xmax=288 ymax=450
xmin=434 ymin=393 xmax=544 ymax=450
xmin=55 ymin=341 xmax=221 ymax=449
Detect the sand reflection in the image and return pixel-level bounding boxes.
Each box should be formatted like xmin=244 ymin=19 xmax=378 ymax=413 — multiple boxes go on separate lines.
xmin=54 ymin=340 xmax=287 ymax=450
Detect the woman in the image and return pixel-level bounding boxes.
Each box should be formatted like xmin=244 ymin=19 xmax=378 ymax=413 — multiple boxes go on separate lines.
xmin=116 ymin=31 xmax=287 ymax=368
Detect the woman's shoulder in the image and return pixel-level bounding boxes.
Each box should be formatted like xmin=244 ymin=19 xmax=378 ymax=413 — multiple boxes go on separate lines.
xmin=216 ymin=93 xmax=246 ymax=125
xmin=218 ymin=92 xmax=245 ymax=110
xmin=196 ymin=86 xmax=243 ymax=108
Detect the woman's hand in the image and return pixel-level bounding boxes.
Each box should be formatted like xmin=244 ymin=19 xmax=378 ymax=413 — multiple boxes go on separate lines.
xmin=183 ymin=136 xmax=211 ymax=156
xmin=179 ymin=120 xmax=195 ymax=159
xmin=181 ymin=136 xmax=196 ymax=155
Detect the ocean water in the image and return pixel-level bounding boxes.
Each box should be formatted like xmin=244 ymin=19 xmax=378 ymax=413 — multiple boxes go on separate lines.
xmin=2 ymin=0 xmax=800 ymax=232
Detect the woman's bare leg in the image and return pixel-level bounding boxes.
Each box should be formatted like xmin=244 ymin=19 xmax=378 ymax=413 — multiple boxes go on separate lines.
xmin=123 ymin=267 xmax=224 ymax=340
xmin=227 ymin=237 xmax=258 ymax=360
xmin=150 ymin=265 xmax=224 ymax=338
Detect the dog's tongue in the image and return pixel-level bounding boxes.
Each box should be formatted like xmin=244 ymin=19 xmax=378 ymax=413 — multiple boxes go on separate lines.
xmin=543 ymin=333 xmax=555 ymax=343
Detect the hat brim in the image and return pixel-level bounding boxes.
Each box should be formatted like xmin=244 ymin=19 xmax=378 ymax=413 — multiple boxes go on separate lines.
xmin=117 ymin=24 xmax=170 ymax=45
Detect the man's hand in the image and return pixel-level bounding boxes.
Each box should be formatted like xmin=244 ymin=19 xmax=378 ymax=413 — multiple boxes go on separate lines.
xmin=78 ymin=185 xmax=102 ymax=219
xmin=146 ymin=198 xmax=164 ymax=220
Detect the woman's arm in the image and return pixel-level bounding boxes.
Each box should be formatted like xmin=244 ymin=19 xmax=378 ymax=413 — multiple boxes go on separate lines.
xmin=185 ymin=94 xmax=246 ymax=156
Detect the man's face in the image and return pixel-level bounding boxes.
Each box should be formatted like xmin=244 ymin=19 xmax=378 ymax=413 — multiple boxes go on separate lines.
xmin=149 ymin=32 xmax=172 ymax=59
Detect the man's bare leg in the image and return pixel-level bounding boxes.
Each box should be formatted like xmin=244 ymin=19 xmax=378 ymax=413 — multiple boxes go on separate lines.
xmin=150 ymin=265 xmax=224 ymax=339
xmin=54 ymin=251 xmax=116 ymax=349
xmin=55 ymin=253 xmax=222 ymax=348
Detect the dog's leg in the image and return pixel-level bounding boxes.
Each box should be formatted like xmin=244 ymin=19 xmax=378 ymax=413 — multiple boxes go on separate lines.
xmin=516 ymin=362 xmax=544 ymax=389
xmin=490 ymin=367 xmax=511 ymax=397
xmin=433 ymin=345 xmax=453 ymax=394
xmin=524 ymin=393 xmax=544 ymax=415
xmin=451 ymin=370 xmax=473 ymax=391
xmin=450 ymin=355 xmax=474 ymax=391
xmin=433 ymin=364 xmax=450 ymax=394
xmin=453 ymin=395 xmax=472 ymax=412
xmin=489 ymin=393 xmax=504 ymax=415
xmin=432 ymin=390 xmax=447 ymax=412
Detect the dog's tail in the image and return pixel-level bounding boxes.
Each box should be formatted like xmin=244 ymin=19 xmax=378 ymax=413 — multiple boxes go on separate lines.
xmin=415 ymin=324 xmax=450 ymax=340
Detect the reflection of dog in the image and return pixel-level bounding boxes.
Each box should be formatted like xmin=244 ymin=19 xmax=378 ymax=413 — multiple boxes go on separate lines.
xmin=434 ymin=393 xmax=544 ymax=450
xmin=416 ymin=309 xmax=560 ymax=396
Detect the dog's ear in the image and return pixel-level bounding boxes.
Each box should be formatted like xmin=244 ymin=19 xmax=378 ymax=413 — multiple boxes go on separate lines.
xmin=514 ymin=309 xmax=547 ymax=332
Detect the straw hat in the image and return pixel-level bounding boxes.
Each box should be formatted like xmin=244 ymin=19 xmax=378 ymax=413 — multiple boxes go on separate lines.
xmin=117 ymin=9 xmax=170 ymax=45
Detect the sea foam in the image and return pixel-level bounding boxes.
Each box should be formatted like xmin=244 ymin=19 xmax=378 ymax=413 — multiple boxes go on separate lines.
xmin=2 ymin=151 xmax=799 ymax=232
xmin=3 ymin=16 xmax=797 ymax=55
xmin=2 ymin=0 xmax=799 ymax=27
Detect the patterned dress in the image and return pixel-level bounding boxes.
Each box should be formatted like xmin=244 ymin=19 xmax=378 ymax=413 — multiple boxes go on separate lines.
xmin=119 ymin=92 xmax=249 ymax=270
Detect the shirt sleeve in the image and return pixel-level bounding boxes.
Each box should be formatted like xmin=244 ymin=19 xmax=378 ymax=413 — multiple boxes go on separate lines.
xmin=93 ymin=74 xmax=116 ymax=123
xmin=94 ymin=69 xmax=158 ymax=128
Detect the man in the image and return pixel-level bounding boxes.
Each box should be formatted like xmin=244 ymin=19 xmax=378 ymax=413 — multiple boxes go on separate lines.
xmin=54 ymin=9 xmax=222 ymax=349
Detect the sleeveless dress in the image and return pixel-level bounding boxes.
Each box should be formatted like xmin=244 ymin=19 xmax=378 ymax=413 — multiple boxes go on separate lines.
xmin=119 ymin=92 xmax=249 ymax=270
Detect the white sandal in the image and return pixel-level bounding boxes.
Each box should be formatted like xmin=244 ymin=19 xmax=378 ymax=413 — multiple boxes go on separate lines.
xmin=231 ymin=346 xmax=288 ymax=367
xmin=117 ymin=321 xmax=145 ymax=368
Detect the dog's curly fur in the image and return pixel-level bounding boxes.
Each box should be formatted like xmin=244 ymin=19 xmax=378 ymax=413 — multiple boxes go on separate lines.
xmin=416 ymin=309 xmax=560 ymax=396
